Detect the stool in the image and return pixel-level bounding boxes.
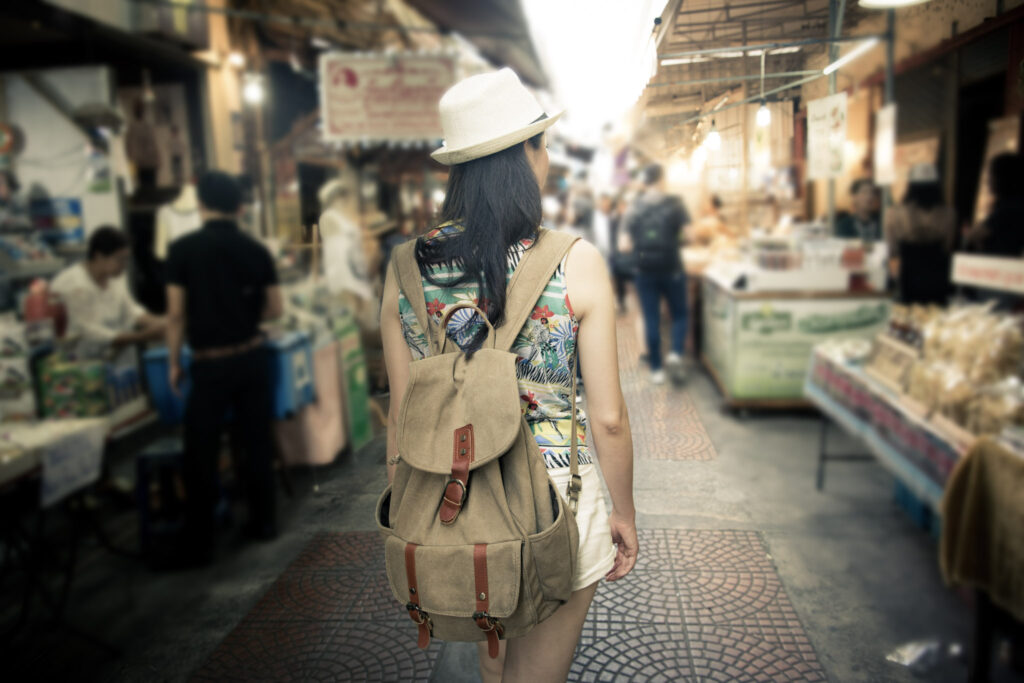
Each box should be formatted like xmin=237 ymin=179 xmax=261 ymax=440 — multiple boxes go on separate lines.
xmin=135 ymin=437 xmax=230 ymax=557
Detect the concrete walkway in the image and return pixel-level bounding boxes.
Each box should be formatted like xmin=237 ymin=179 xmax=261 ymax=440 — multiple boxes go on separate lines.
xmin=6 ymin=313 xmax=1014 ymax=681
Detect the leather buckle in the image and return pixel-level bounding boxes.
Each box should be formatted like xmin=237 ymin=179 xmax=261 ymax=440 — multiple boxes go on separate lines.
xmin=566 ymin=474 xmax=582 ymax=514
xmin=441 ymin=478 xmax=467 ymax=507
xmin=406 ymin=603 xmax=433 ymax=630
xmin=472 ymin=611 xmax=503 ymax=634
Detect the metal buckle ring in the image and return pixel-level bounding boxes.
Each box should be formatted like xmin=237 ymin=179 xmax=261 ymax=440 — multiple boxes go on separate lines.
xmin=473 ymin=611 xmax=500 ymax=632
xmin=441 ymin=478 xmax=467 ymax=507
xmin=567 ymin=474 xmax=583 ymax=494
xmin=406 ymin=603 xmax=429 ymax=625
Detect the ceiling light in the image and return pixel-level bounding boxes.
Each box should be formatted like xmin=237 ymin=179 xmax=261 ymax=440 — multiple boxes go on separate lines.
xmin=769 ymin=46 xmax=802 ymax=55
xmin=242 ymin=73 xmax=265 ymax=105
xmin=757 ymin=101 xmax=771 ymax=127
xmin=228 ymin=51 xmax=246 ymax=68
xmin=859 ymin=0 xmax=932 ymax=8
xmin=706 ymin=120 xmax=721 ymax=151
xmin=823 ymin=37 xmax=880 ymax=75
xmin=661 ymin=57 xmax=708 ymax=66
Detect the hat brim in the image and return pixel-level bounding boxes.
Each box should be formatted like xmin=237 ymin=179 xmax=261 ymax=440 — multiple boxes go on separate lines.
xmin=431 ymin=110 xmax=563 ymax=166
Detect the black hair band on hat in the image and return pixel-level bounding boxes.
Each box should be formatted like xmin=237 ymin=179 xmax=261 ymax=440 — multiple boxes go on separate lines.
xmin=530 ymin=113 xmax=550 ymax=124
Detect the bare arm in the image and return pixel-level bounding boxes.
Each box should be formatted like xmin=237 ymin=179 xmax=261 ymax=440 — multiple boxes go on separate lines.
xmin=166 ymin=285 xmax=186 ymax=371
xmin=262 ymin=285 xmax=284 ymax=321
xmin=566 ymin=240 xmax=637 ymax=581
xmin=381 ymin=265 xmax=413 ymax=484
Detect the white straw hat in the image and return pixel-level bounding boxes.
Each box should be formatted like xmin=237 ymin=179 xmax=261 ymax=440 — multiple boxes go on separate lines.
xmin=908 ymin=162 xmax=939 ymax=183
xmin=431 ymin=68 xmax=563 ymax=166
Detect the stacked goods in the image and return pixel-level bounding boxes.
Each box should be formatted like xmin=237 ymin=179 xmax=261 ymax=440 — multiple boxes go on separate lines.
xmin=37 ymin=353 xmax=143 ymax=419
xmin=902 ymin=305 xmax=1024 ymax=438
xmin=0 ymin=316 xmax=35 ymax=421
xmin=38 ymin=354 xmax=110 ymax=418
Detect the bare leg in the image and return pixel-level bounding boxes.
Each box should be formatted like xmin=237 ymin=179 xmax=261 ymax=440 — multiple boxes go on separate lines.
xmin=501 ymin=582 xmax=599 ymax=683
xmin=477 ymin=640 xmax=507 ymax=683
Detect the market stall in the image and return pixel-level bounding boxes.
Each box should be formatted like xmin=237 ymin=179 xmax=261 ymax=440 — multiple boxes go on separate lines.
xmin=700 ymin=232 xmax=890 ymax=408
xmin=805 ymin=295 xmax=1024 ymax=516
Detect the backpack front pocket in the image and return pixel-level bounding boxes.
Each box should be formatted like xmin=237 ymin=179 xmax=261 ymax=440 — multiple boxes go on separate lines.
xmin=383 ymin=535 xmax=522 ymax=619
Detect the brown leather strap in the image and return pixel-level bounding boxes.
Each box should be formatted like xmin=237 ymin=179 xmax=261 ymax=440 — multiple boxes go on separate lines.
xmin=439 ymin=425 xmax=474 ymax=525
xmin=473 ymin=543 xmax=503 ymax=659
xmin=404 ymin=543 xmax=431 ymax=649
xmin=392 ymin=240 xmax=441 ymax=356
xmin=567 ymin=350 xmax=581 ymax=514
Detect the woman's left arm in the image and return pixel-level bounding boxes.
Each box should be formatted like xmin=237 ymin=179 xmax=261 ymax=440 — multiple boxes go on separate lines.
xmin=380 ymin=264 xmax=413 ymax=484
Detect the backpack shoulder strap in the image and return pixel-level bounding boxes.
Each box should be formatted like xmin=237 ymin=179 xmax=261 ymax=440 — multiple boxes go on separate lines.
xmin=391 ymin=239 xmax=440 ymax=356
xmin=495 ymin=229 xmax=578 ymax=352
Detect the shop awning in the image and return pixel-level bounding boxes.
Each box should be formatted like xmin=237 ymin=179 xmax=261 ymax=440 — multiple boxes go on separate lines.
xmin=0 ymin=1 xmax=205 ymax=76
xmin=403 ymin=0 xmax=548 ymax=87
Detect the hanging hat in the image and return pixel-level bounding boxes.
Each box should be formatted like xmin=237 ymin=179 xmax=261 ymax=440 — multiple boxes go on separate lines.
xmin=317 ymin=178 xmax=350 ymax=206
xmin=908 ymin=162 xmax=939 ymax=183
xmin=431 ymin=68 xmax=563 ymax=166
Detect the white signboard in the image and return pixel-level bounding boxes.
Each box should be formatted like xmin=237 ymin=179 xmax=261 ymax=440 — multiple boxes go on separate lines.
xmin=807 ymin=92 xmax=848 ymax=179
xmin=40 ymin=420 xmax=106 ymax=507
xmin=874 ymin=104 xmax=896 ymax=186
xmin=952 ymin=254 xmax=1024 ymax=295
xmin=319 ymin=53 xmax=455 ymax=143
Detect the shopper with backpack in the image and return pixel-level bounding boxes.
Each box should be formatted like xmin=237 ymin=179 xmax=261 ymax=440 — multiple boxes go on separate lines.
xmin=625 ymin=164 xmax=691 ymax=385
xmin=378 ymin=68 xmax=638 ymax=683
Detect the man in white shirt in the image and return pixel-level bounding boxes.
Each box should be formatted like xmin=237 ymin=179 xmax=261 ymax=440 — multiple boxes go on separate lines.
xmin=51 ymin=226 xmax=165 ymax=360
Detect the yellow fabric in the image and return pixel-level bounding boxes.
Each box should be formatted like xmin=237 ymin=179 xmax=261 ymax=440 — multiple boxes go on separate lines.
xmin=940 ymin=437 xmax=1024 ymax=621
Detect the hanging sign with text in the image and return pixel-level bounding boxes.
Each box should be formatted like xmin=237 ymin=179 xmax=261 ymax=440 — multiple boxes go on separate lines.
xmin=807 ymin=92 xmax=848 ymax=180
xmin=319 ymin=53 xmax=455 ymax=143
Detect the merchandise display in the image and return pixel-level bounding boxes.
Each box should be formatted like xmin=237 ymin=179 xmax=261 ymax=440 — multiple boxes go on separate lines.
xmin=37 ymin=353 xmax=144 ymax=419
xmin=0 ymin=316 xmax=36 ymax=421
xmin=872 ymin=304 xmax=1024 ymax=441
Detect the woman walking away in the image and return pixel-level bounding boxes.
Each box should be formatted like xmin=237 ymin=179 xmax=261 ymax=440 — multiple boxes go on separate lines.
xmin=380 ymin=68 xmax=639 ymax=683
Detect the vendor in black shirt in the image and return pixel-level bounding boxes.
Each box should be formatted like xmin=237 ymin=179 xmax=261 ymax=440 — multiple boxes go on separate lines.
xmin=967 ymin=153 xmax=1024 ymax=257
xmin=834 ymin=178 xmax=881 ymax=242
xmin=166 ymin=171 xmax=283 ymax=566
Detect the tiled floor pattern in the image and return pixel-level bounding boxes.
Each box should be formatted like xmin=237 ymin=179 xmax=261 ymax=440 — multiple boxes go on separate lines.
xmin=194 ymin=529 xmax=824 ymax=682
xmin=613 ymin=314 xmax=718 ymax=462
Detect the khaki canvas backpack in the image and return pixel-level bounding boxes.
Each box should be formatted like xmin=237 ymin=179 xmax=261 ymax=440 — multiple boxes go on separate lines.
xmin=375 ymin=228 xmax=581 ymax=658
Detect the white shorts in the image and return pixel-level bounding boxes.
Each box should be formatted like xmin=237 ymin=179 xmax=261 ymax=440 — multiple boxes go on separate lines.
xmin=548 ymin=463 xmax=617 ymax=592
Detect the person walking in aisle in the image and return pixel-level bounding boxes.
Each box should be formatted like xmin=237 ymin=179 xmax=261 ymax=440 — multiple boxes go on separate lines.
xmin=625 ymin=164 xmax=691 ymax=385
xmin=165 ymin=171 xmax=283 ymax=567
xmin=380 ymin=68 xmax=638 ymax=682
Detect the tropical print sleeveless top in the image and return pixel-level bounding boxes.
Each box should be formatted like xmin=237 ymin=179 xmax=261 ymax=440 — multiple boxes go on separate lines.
xmin=397 ymin=223 xmax=591 ymax=470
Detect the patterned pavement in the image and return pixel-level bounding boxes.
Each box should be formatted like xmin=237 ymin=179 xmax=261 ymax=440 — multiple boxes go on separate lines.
xmin=613 ymin=314 xmax=718 ymax=462
xmin=194 ymin=530 xmax=825 ymax=682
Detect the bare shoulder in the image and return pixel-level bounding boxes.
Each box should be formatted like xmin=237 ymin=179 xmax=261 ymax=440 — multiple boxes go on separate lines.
xmin=565 ymin=237 xmax=604 ymax=274
xmin=565 ymin=238 xmax=610 ymax=320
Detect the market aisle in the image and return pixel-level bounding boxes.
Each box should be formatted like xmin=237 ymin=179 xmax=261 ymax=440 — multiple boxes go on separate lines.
xmin=37 ymin=314 xmax=979 ymax=681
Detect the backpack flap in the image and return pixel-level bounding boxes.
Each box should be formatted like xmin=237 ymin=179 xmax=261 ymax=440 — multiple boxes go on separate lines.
xmin=397 ymin=348 xmax=521 ymax=474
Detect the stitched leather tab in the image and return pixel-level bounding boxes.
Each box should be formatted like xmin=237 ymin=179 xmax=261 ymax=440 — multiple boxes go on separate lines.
xmin=404 ymin=543 xmax=431 ymax=649
xmin=439 ymin=425 xmax=474 ymax=525
xmin=473 ymin=543 xmax=503 ymax=659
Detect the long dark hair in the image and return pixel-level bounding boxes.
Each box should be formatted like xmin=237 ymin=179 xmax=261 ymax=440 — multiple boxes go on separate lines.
xmin=903 ymin=181 xmax=944 ymax=211
xmin=416 ymin=132 xmax=544 ymax=350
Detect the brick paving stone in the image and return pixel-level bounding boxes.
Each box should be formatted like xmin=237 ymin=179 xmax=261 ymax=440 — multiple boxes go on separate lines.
xmin=245 ymin=570 xmax=366 ymax=622
xmin=287 ymin=530 xmax=382 ymax=571
xmin=613 ymin=315 xmax=719 ymax=462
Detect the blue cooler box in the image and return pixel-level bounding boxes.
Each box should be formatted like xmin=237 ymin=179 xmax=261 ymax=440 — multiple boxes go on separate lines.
xmin=143 ymin=347 xmax=192 ymax=424
xmin=144 ymin=332 xmax=314 ymax=424
xmin=267 ymin=332 xmax=315 ymax=419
